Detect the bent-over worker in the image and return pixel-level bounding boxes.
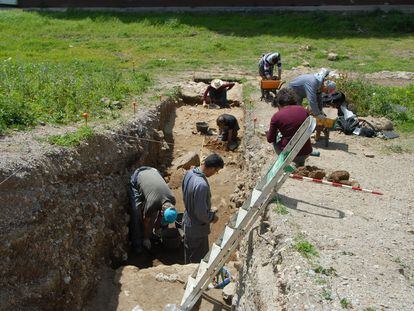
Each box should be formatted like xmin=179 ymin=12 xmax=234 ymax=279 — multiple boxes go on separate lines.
xmin=129 ymin=166 xmax=177 ymax=253
xmin=259 ymin=52 xmax=282 ymax=80
xmin=216 ymin=114 xmax=240 ymax=151
xmin=267 ymin=88 xmax=312 ymax=167
xmin=288 ymin=68 xmax=336 ymax=119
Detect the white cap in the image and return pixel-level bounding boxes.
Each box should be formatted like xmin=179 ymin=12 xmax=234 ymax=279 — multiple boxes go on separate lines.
xmin=314 ymin=68 xmax=330 ymax=82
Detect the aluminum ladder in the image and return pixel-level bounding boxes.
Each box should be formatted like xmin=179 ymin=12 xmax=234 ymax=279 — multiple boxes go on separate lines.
xmin=180 ymin=116 xmax=316 ymax=310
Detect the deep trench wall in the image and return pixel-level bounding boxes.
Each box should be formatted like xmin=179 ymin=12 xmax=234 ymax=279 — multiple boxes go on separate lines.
xmin=0 ymin=100 xmax=176 ymax=310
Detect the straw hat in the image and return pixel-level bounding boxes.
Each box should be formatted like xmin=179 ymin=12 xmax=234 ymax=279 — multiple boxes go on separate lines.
xmin=211 ymin=79 xmax=223 ymax=89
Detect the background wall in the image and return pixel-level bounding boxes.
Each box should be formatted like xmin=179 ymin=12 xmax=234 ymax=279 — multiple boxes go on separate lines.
xmin=16 ymin=0 xmax=414 ymax=8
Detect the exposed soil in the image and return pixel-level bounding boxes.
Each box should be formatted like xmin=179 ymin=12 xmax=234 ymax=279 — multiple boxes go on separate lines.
xmin=1 ymin=69 xmax=413 ymax=311
xmin=235 ymin=80 xmax=414 ymax=311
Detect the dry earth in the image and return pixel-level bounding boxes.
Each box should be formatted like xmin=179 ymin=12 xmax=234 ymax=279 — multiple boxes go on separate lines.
xmin=1 ymin=69 xmax=413 ymax=310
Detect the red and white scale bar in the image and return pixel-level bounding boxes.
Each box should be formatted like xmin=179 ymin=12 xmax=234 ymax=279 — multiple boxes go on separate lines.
xmin=289 ymin=174 xmax=383 ymax=196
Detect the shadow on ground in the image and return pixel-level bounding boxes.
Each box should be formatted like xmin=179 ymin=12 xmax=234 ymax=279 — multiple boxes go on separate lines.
xmin=35 ymin=10 xmax=414 ymax=39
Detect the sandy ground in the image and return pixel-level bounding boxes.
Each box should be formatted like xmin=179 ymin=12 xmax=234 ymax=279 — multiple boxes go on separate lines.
xmin=234 ymin=80 xmax=414 ymax=310
xmin=166 ymin=104 xmax=244 ymax=244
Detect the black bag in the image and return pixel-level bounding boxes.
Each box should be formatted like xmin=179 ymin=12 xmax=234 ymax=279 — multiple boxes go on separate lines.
xmin=336 ymin=116 xmax=359 ymax=135
xmin=359 ymin=127 xmax=376 ymax=138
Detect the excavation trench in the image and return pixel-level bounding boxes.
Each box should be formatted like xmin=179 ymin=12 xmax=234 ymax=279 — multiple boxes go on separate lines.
xmin=85 ymin=93 xmax=247 ymax=310
xmin=0 ymin=85 xmax=249 ymax=310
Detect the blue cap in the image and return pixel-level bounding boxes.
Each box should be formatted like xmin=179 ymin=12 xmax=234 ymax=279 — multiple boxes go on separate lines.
xmin=163 ymin=207 xmax=177 ymax=224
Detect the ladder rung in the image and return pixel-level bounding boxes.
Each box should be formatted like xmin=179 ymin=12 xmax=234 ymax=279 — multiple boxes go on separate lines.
xmin=181 ymin=275 xmax=197 ymax=304
xmin=250 ymin=188 xmax=262 ymax=207
xmin=236 ymin=208 xmax=248 ymax=228
xmin=196 ymin=260 xmax=209 ymax=281
xmin=207 ymin=243 xmax=221 ymax=266
xmin=221 ymin=226 xmax=235 ymax=247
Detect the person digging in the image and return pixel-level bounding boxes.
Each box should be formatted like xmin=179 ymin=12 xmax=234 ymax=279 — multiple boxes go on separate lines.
xmin=216 ymin=114 xmax=240 ymax=151
xmin=266 ymin=88 xmax=312 ymax=167
xmin=203 ymin=79 xmax=235 ymax=109
xmin=128 ymin=166 xmax=178 ymax=254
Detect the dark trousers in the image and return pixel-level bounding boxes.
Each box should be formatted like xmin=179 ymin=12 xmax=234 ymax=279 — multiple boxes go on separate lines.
xmin=128 ymin=168 xmax=150 ymax=249
xmin=184 ymin=235 xmax=209 ymax=264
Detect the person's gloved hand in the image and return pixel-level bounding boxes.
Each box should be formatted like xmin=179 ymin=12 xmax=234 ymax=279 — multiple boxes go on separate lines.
xmin=143 ymin=239 xmax=151 ymax=250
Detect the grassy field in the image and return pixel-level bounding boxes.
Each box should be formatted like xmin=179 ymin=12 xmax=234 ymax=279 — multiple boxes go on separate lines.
xmin=0 ymin=10 xmax=413 ymax=133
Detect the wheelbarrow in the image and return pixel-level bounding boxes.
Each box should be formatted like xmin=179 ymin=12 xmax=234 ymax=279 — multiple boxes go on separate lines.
xmin=260 ymin=79 xmax=285 ymax=102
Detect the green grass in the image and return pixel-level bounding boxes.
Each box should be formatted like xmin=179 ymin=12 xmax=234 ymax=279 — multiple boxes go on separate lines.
xmin=47 ymin=125 xmax=94 ymax=147
xmin=293 ymin=234 xmax=319 ymax=259
xmin=273 ymin=198 xmax=289 ymax=215
xmin=313 ymin=265 xmax=337 ymax=276
xmin=340 ymin=298 xmax=352 ymax=309
xmin=0 ymin=10 xmax=413 ymax=132
xmin=337 ymin=78 xmax=414 ymax=132
xmin=320 ymin=288 xmax=333 ymax=301
xmin=393 ymin=257 xmax=409 ymax=269
xmin=0 ymin=61 xmax=151 ymax=133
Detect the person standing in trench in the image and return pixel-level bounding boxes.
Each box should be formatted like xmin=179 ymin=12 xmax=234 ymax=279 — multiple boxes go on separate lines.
xmin=182 ymin=154 xmax=224 ymax=264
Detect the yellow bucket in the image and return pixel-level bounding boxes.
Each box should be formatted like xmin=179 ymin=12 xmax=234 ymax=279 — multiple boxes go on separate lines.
xmin=316 ymin=117 xmax=336 ymax=129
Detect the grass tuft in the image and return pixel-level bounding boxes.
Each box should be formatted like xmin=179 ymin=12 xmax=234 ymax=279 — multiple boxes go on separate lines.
xmin=293 ymin=234 xmax=319 ymax=259
xmin=47 ymin=126 xmax=94 ymax=147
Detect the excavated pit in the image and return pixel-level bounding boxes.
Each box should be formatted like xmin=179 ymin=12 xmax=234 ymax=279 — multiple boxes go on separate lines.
xmin=0 ymin=83 xmax=251 ymax=310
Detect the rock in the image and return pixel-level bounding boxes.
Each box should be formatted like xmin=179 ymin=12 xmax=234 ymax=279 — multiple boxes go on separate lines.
xmin=327 ymin=170 xmax=350 ymax=182
xmin=174 ymin=152 xmax=200 ymax=170
xmin=364 ymin=153 xmax=375 ymax=158
xmin=364 ymin=116 xmax=393 ymax=131
xmin=39 ymin=121 xmax=46 ymax=126
xmin=302 ymin=61 xmax=311 ymax=67
xmin=112 ymin=101 xmax=123 ymax=109
xmin=308 ymin=170 xmax=326 ymax=179
xmin=227 ymin=83 xmax=243 ymax=107
xmin=179 ymin=81 xmax=207 ymax=104
xmin=300 ymin=45 xmax=312 ymax=51
xmin=222 ymin=282 xmax=236 ymax=303
xmin=233 ymin=261 xmax=243 ymax=271
xmin=328 ymin=53 xmax=339 ymax=61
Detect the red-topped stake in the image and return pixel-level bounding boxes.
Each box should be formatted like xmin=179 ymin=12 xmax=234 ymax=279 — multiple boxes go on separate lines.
xmin=82 ymin=112 xmax=89 ymax=126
